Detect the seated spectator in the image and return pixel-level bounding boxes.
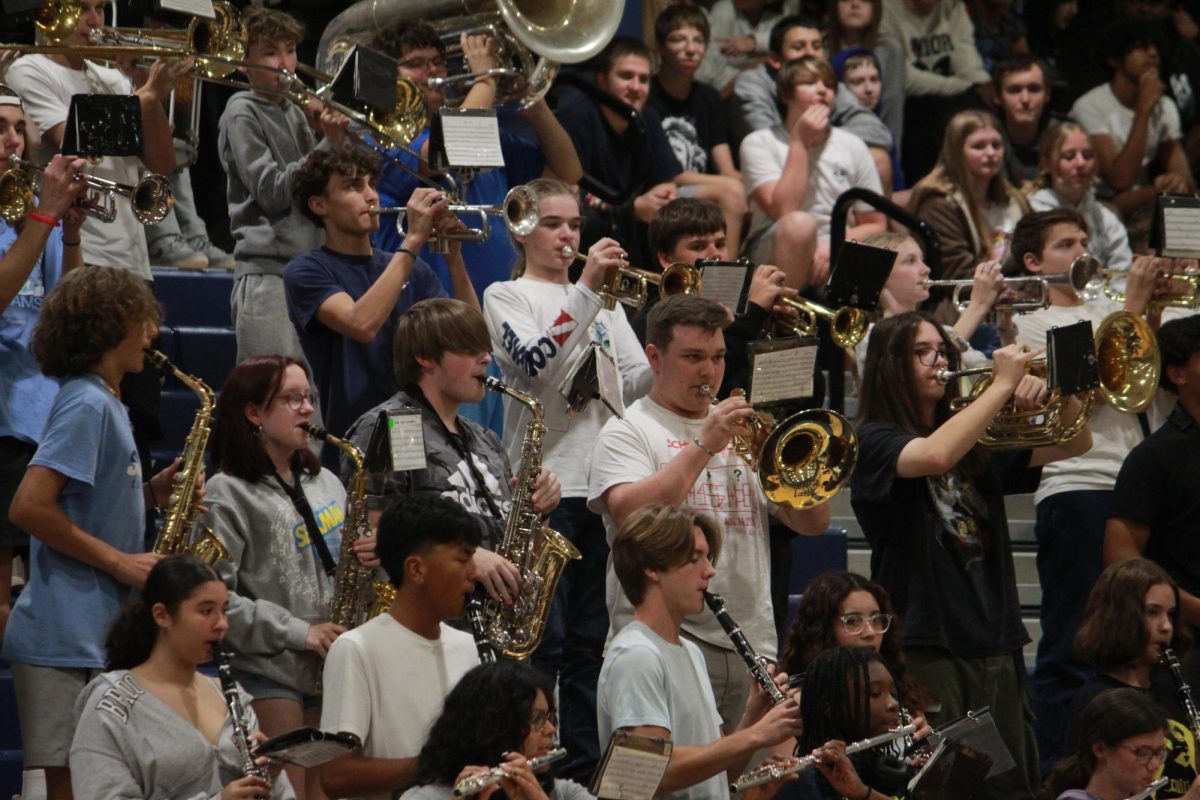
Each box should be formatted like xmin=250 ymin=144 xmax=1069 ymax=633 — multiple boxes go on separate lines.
xmin=1070 ymin=19 xmax=1195 ymax=218
xmin=649 ymin=6 xmax=748 ymax=255
xmin=698 ymin=0 xmax=800 ymax=96
xmin=732 ymin=14 xmax=897 ymax=186
xmin=740 ymin=57 xmax=885 ymax=289
xmin=556 ymin=37 xmax=745 ymax=264
xmin=832 ymin=48 xmax=905 ymax=190
xmin=966 ymin=0 xmax=1030 ymax=72
xmin=908 ymin=110 xmax=1031 ymax=291
xmin=993 ymin=54 xmax=1059 ymax=185
xmin=826 ymin=0 xmax=906 ymax=156
xmin=1027 ymin=121 xmax=1134 ymax=272
xmin=881 ymin=0 xmax=993 ymax=181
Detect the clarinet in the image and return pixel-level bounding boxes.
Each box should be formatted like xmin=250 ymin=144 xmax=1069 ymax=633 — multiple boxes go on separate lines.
xmin=1159 ymin=645 xmax=1200 ymax=745
xmin=1127 ymin=777 xmax=1168 ymax=800
xmin=466 ymin=597 xmax=497 ymax=664
xmin=216 ymin=645 xmax=270 ymax=782
xmin=703 ymin=590 xmax=786 ymax=705
xmin=452 ymin=748 xmax=567 ymax=797
xmin=730 ymin=724 xmax=918 ymax=793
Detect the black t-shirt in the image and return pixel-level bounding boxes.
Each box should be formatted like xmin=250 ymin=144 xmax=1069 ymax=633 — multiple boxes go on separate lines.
xmin=849 ymin=421 xmax=1039 ymax=657
xmin=1111 ymin=404 xmax=1200 ymax=597
xmin=647 ymin=77 xmax=731 ymax=176
xmin=1063 ymin=672 xmax=1196 ymax=799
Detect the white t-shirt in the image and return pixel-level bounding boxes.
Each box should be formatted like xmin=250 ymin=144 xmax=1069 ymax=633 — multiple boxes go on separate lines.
xmin=7 ymin=55 xmax=152 ymax=280
xmin=483 ymin=278 xmax=652 ymax=496
xmin=320 ymin=615 xmax=480 ymax=800
xmin=1016 ymin=300 xmax=1146 ymax=502
xmin=740 ymin=125 xmax=882 ymax=243
xmin=586 ymin=396 xmax=776 ymax=658
xmin=1070 ymin=83 xmax=1183 ymax=197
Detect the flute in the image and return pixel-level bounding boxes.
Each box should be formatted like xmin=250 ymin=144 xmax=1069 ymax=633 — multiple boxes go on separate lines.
xmin=730 ymin=724 xmax=917 ymax=793
xmin=1127 ymin=777 xmax=1168 ymax=800
xmin=703 ymin=590 xmax=787 ymax=705
xmin=452 ymin=748 xmax=567 ymax=797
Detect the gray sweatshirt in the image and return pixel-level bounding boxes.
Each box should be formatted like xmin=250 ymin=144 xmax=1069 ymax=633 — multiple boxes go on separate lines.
xmin=70 ymin=670 xmax=295 ymax=800
xmin=218 ymin=91 xmax=326 ymax=280
xmin=201 ymin=469 xmax=348 ymax=695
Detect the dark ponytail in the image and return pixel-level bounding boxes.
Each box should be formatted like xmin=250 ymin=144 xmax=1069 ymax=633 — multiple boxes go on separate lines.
xmin=105 ymin=555 xmax=222 ymax=670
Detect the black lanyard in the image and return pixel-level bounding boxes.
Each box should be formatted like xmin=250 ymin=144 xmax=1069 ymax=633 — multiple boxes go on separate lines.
xmin=273 ymin=470 xmax=337 ymax=577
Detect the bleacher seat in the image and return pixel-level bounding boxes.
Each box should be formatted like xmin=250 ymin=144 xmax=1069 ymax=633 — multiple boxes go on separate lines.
xmin=788 ymin=526 xmax=848 ymax=595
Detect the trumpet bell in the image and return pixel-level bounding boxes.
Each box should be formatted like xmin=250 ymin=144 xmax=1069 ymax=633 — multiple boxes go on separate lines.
xmin=760 ymin=409 xmax=858 ymax=509
xmin=132 ymin=174 xmax=176 ymax=226
xmin=0 ymin=168 xmax=34 ymax=224
xmin=503 ymin=185 xmax=539 ymax=236
xmin=1095 ymin=310 xmax=1160 ymax=414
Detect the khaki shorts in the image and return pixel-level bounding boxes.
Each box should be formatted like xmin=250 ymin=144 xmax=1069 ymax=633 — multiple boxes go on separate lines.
xmin=10 ymin=661 xmax=100 ymax=767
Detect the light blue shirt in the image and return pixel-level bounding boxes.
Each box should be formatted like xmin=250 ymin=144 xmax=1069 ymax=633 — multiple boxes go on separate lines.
xmin=0 ymin=219 xmax=63 ymax=443
xmin=2 ymin=374 xmax=144 ymax=667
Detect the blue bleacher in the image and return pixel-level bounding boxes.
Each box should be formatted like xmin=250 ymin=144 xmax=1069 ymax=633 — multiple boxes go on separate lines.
xmin=781 ymin=526 xmax=848 ymax=648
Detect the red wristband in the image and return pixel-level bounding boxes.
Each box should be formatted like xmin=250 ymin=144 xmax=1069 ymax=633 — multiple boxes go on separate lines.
xmin=27 ymin=211 xmax=60 ymax=228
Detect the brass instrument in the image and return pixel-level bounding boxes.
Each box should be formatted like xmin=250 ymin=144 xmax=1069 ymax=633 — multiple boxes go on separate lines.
xmin=146 ymin=350 xmax=229 ymax=566
xmin=704 ymin=590 xmax=786 ymax=705
xmin=558 ymin=245 xmax=702 ymax=310
xmin=730 ymin=724 xmax=917 ymax=793
xmin=699 ymin=385 xmax=858 ymax=510
xmin=216 ymin=644 xmax=271 ymax=782
xmin=452 ymin=748 xmax=567 ymax=797
xmin=776 ymin=295 xmax=869 ymax=350
xmin=480 ymin=377 xmax=581 ymax=659
xmin=369 ymin=184 xmax=541 ymax=251
xmin=924 ymin=253 xmax=1100 ymax=312
xmin=0 ymin=155 xmax=174 ymax=226
xmin=1100 ymin=265 xmax=1200 ymax=314
xmin=305 ymin=424 xmax=394 ymax=628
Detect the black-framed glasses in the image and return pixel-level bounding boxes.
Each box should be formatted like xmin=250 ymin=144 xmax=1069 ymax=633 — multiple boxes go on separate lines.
xmin=398 ymin=55 xmax=446 ymax=72
xmin=838 ymin=612 xmax=893 ymax=635
xmin=1121 ymin=744 xmax=1169 ymax=765
xmin=278 ymin=392 xmax=319 ymax=411
xmin=914 ymin=346 xmax=949 ymax=367
xmin=529 ymin=709 xmax=558 ymax=731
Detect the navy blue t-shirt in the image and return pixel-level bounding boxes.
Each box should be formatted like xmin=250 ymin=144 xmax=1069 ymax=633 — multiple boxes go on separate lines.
xmin=283 ymin=246 xmax=447 ymax=456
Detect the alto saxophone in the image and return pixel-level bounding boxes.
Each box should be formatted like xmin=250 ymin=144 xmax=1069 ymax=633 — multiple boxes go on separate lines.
xmin=146 ymin=350 xmax=229 ymax=565
xmin=306 ymin=424 xmax=394 ymax=627
xmin=216 ymin=644 xmax=270 ymax=782
xmin=481 ymin=377 xmax=581 ymax=660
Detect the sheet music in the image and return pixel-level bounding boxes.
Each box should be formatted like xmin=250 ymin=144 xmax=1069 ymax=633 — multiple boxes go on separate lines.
xmin=1163 ymin=206 xmax=1200 ymax=257
xmin=439 ymin=111 xmax=505 ymax=168
xmin=592 ymin=747 xmax=671 ymax=800
xmin=749 ymin=343 xmax=817 ymax=404
xmin=159 ymin=0 xmax=215 ymax=16
xmin=699 ymin=264 xmax=749 ymax=312
xmin=387 ymin=411 xmax=427 ymax=471
xmin=595 ymin=345 xmax=625 ymax=418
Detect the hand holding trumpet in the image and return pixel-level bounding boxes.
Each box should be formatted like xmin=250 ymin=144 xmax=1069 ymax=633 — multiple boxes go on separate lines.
xmin=403 ymin=187 xmax=451 ymax=245
xmin=37 ymin=155 xmax=90 ymax=221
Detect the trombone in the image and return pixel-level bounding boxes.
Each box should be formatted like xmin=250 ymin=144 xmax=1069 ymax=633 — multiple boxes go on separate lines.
xmin=776 ymin=296 xmax=869 ymax=350
xmin=369 ymin=184 xmax=541 ymax=252
xmin=923 ymin=253 xmax=1100 ymax=312
xmin=700 ymin=385 xmax=858 ymax=510
xmin=0 ymin=155 xmax=174 ymax=226
xmin=558 ymin=247 xmax=702 ymax=310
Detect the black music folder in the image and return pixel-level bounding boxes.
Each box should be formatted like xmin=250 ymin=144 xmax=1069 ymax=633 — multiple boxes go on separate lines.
xmin=825 ymin=240 xmax=896 ymax=309
xmin=1047 ymin=321 xmax=1099 ymax=394
xmin=62 ymin=95 xmax=143 ymax=158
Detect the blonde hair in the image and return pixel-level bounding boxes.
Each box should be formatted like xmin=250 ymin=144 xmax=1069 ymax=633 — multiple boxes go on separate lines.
xmin=1031 ymin=120 xmax=1090 ymax=192
xmin=509 ymin=178 xmax=578 ymax=279
xmin=611 ymin=504 xmax=721 ymax=606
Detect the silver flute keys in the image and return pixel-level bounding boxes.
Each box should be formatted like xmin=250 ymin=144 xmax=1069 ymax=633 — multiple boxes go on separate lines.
xmin=216 ymin=645 xmax=270 ymax=782
xmin=729 ymin=725 xmax=918 ymax=793
xmin=452 ymin=748 xmax=567 ymax=797
xmin=1126 ymin=777 xmax=1168 ymax=800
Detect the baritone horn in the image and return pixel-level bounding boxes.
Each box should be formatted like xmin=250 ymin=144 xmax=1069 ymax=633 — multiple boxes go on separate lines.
xmin=0 ymin=156 xmax=174 ymax=226
xmin=923 ymin=253 xmax=1100 ymax=313
xmin=700 ymin=385 xmax=858 ymax=509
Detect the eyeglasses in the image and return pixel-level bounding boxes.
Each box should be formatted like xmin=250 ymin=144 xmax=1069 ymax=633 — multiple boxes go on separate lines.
xmin=914 ymin=346 xmax=950 ymax=367
xmin=529 ymin=709 xmax=558 ymax=731
xmin=278 ymin=392 xmax=319 ymax=411
xmin=397 ymin=55 xmax=446 ymax=72
xmin=838 ymin=612 xmax=893 ymax=635
xmin=1121 ymin=744 xmax=1169 ymax=765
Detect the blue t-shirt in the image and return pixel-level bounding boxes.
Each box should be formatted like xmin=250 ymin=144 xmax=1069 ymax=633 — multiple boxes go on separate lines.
xmin=0 ymin=221 xmax=64 ymax=444
xmin=371 ymin=126 xmax=545 ymax=301
xmin=283 ymin=246 xmax=447 ymax=457
xmin=2 ymin=374 xmax=144 ymax=668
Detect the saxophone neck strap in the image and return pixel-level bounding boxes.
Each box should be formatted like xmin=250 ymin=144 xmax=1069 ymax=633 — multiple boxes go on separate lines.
xmin=408 ymin=387 xmax=505 ymax=522
xmin=273 ymin=470 xmax=337 ymax=577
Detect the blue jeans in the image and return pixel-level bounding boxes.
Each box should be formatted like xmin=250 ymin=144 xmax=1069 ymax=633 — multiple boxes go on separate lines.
xmin=531 ymin=498 xmax=609 ymax=782
xmin=1032 ymin=490 xmax=1108 ymax=772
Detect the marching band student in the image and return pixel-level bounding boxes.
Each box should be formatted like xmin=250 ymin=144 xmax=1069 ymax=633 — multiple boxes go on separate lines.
xmin=1044 ymin=688 xmax=1200 ymax=800
xmin=0 ymin=83 xmax=87 ymax=642
xmin=588 ymin=295 xmax=830 ymax=732
xmin=319 ymin=493 xmax=482 ymax=800
xmin=284 ymin=146 xmax=474 ymax=468
xmin=597 ymin=503 xmax=803 ymax=800
xmin=4 ymin=266 xmax=191 ymax=800
xmin=1064 ymin=558 xmax=1195 ymax=798
xmin=70 ymin=554 xmax=294 ymax=800
xmin=399 ymin=661 xmax=594 ymax=800
xmin=204 ymin=355 xmax=375 ymax=800
xmin=482 ymin=177 xmax=651 ymax=780
xmin=852 ymin=311 xmax=1092 ymax=800
xmin=341 ymin=298 xmax=560 ymax=604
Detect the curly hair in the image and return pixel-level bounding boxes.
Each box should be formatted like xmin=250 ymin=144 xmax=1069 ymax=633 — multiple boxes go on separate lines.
xmin=1075 ymin=558 xmax=1190 ymax=670
xmin=371 ymin=18 xmax=444 ymax=60
xmin=415 ymin=661 xmax=555 ymax=786
xmin=242 ymin=6 xmax=304 ymax=50
xmin=292 ymin=145 xmax=382 ymax=227
xmin=32 ymin=266 xmax=161 ymax=377
xmin=780 ymin=571 xmax=928 ymax=712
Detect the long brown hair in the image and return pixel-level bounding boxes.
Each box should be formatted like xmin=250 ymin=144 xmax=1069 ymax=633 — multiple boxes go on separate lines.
xmin=1074 ymin=558 xmax=1190 ymax=670
xmin=827 ymin=0 xmax=883 ymax=51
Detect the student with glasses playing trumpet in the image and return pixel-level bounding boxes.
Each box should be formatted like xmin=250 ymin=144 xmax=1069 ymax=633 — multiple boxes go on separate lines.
xmin=852 ymin=311 xmax=1092 ymax=800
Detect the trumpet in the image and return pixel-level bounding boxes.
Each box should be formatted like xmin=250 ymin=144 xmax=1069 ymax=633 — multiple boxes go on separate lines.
xmin=730 ymin=725 xmax=917 ymax=793
xmin=1099 ymin=265 xmax=1200 ymax=313
xmin=699 ymin=385 xmax=857 ymax=510
xmin=776 ymin=296 xmax=869 ymax=350
xmin=0 ymin=155 xmax=174 ymax=226
xmin=369 ymin=185 xmax=541 ymax=252
xmin=558 ymin=246 xmax=702 ymax=310
xmin=452 ymin=748 xmax=567 ymax=797
xmin=924 ymin=253 xmax=1100 ymax=312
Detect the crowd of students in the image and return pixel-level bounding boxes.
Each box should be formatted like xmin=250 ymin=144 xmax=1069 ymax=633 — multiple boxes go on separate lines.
xmin=4 ymin=0 xmax=1200 ymax=799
